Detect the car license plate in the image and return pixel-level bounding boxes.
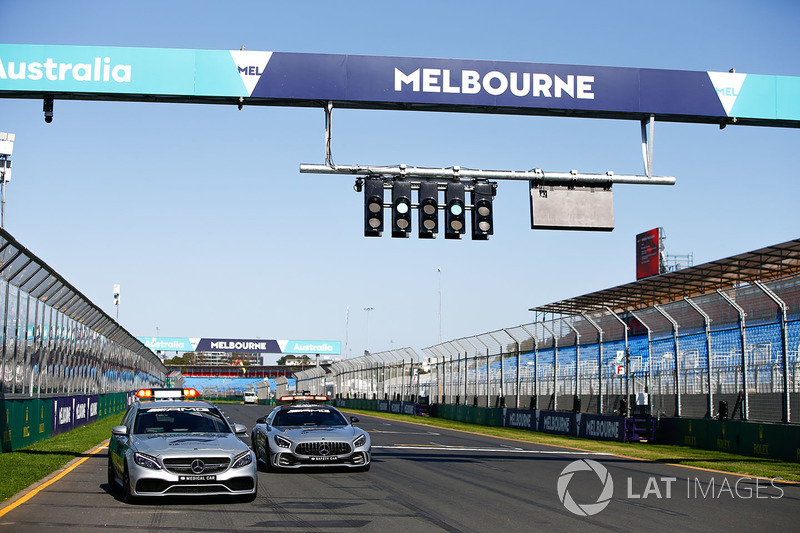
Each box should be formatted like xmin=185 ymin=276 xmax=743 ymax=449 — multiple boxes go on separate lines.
xmin=310 ymin=456 xmax=339 ymax=462
xmin=178 ymin=475 xmax=217 ymax=482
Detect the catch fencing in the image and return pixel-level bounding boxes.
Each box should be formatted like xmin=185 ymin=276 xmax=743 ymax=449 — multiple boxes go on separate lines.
xmin=296 ymin=275 xmax=800 ymax=424
xmin=0 ymin=229 xmax=165 ymax=399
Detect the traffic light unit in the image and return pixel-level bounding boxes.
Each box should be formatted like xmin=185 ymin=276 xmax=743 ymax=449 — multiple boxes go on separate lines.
xmin=470 ymin=181 xmax=495 ymax=240
xmin=418 ymin=181 xmax=439 ymax=239
xmin=364 ymin=178 xmax=384 ymax=237
xmin=391 ymin=180 xmax=412 ymax=238
xmin=363 ymin=178 xmax=494 ymax=240
xmin=445 ymin=182 xmax=466 ymax=240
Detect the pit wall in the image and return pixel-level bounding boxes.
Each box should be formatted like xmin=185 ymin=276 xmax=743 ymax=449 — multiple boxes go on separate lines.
xmin=1 ymin=391 xmax=135 ymax=453
xmin=335 ymin=398 xmax=799 ymax=462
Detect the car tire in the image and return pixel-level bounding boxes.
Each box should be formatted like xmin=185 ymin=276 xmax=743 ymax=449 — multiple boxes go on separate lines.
xmin=242 ymin=481 xmax=258 ymax=502
xmin=264 ymin=451 xmax=279 ymax=473
xmin=122 ymin=464 xmax=136 ymax=504
xmin=253 ymin=442 xmax=266 ymax=473
xmin=107 ymin=455 xmax=117 ymax=492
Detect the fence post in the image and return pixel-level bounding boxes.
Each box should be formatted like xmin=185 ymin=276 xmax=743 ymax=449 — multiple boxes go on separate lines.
xmin=521 ymin=325 xmax=539 ymax=409
xmin=541 ymin=322 xmax=558 ymax=411
xmin=655 ymin=305 xmax=681 ymax=417
xmin=505 ymin=329 xmax=522 ymax=409
xmin=685 ymin=297 xmax=714 ymax=419
xmin=754 ymin=281 xmax=790 ymax=423
xmin=487 ymin=332 xmax=505 ymax=407
xmin=562 ymin=319 xmax=581 ymax=406
xmin=581 ymin=312 xmax=604 ymax=414
xmin=607 ymin=308 xmax=630 ymax=417
xmin=717 ymin=289 xmax=749 ymax=420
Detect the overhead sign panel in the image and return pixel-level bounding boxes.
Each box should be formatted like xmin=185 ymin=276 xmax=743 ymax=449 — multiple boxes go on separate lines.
xmin=137 ymin=336 xmax=341 ymax=355
xmin=530 ymin=185 xmax=614 ymax=231
xmin=0 ymin=44 xmax=798 ymax=127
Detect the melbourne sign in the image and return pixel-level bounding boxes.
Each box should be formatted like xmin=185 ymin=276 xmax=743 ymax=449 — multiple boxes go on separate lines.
xmin=1 ymin=44 xmax=798 ymax=127
xmin=138 ymin=336 xmax=341 ymax=355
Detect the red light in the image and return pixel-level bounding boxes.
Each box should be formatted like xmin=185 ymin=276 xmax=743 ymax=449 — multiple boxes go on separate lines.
xmin=136 ymin=389 xmax=153 ymax=398
xmin=182 ymin=388 xmax=200 ymax=398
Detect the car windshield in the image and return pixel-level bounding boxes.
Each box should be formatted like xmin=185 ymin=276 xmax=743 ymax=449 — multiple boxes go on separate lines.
xmin=133 ymin=407 xmax=231 ymax=434
xmin=272 ymin=407 xmax=347 ymax=427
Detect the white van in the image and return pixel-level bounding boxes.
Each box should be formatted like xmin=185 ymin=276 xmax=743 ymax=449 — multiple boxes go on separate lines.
xmin=243 ymin=390 xmax=258 ymax=404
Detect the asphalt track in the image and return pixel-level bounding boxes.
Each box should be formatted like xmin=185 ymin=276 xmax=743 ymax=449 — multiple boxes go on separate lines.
xmin=1 ymin=404 xmax=797 ymax=532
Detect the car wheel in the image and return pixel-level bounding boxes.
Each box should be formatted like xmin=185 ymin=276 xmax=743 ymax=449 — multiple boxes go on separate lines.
xmin=253 ymin=442 xmax=266 ymax=472
xmin=122 ymin=464 xmax=136 ymax=504
xmin=265 ymin=450 xmax=279 ymax=473
xmin=107 ymin=455 xmax=117 ymax=492
xmin=242 ymin=480 xmax=258 ymax=502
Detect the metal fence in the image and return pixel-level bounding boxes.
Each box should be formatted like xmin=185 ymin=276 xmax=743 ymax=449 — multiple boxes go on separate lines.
xmin=0 ymin=229 xmax=165 ymax=398
xmin=297 ymin=275 xmax=800 ymax=423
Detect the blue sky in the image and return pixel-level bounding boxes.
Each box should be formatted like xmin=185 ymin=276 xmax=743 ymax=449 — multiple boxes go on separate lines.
xmin=2 ymin=1 xmax=798 ymax=364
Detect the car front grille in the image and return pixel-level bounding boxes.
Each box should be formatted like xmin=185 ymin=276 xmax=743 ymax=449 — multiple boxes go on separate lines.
xmin=295 ymin=441 xmax=351 ymax=456
xmin=162 ymin=456 xmax=231 ymax=475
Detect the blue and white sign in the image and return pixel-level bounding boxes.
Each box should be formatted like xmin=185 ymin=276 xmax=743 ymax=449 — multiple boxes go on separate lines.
xmin=279 ymin=340 xmax=342 ymax=355
xmin=138 ymin=337 xmax=194 ymax=352
xmin=0 ymin=44 xmax=798 ymax=127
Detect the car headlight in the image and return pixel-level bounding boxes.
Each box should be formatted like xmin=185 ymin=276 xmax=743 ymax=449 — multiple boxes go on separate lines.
xmin=274 ymin=435 xmax=292 ymax=448
xmin=133 ymin=452 xmax=162 ymax=470
xmin=353 ymin=434 xmax=367 ymax=448
xmin=232 ymin=450 xmax=253 ymax=468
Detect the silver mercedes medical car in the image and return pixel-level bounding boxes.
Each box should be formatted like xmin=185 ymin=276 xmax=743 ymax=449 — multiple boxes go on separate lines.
xmin=107 ymin=388 xmax=257 ymax=502
xmin=251 ymin=395 xmax=371 ymax=471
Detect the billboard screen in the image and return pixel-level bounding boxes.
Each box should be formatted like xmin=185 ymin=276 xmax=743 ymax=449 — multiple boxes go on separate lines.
xmin=636 ymin=228 xmax=663 ymax=280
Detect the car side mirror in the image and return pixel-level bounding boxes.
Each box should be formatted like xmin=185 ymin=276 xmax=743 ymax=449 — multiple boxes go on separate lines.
xmin=350 ymin=416 xmax=360 ymax=424
xmin=111 ymin=425 xmax=128 ymax=436
xmin=256 ymin=416 xmax=267 ymax=424
xmin=233 ymin=423 xmax=248 ymax=435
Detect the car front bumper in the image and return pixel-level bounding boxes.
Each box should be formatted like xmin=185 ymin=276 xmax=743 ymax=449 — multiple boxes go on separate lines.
xmin=128 ymin=454 xmax=258 ymax=497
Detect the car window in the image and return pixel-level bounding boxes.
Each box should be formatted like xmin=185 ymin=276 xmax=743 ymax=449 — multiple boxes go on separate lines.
xmin=272 ymin=408 xmax=347 ymax=427
xmin=133 ymin=407 xmax=231 ymax=434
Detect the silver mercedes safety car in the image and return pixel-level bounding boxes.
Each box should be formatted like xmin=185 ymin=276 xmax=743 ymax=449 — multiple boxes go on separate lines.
xmin=107 ymin=388 xmax=257 ymax=502
xmin=251 ymin=395 xmax=371 ymax=471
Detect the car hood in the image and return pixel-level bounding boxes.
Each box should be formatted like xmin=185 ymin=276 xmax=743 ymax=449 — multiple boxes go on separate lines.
xmin=276 ymin=426 xmax=359 ymax=440
xmin=131 ymin=433 xmax=248 ymax=456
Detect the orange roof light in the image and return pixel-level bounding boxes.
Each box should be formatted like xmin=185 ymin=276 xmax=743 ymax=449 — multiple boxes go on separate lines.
xmin=135 ymin=388 xmax=200 ymax=400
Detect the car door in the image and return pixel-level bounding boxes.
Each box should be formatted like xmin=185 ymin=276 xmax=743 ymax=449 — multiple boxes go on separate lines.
xmin=110 ymin=404 xmax=136 ymax=477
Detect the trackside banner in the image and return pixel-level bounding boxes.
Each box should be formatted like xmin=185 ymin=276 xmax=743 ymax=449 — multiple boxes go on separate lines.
xmin=505 ymin=409 xmax=625 ymax=441
xmin=0 ymin=44 xmax=798 ymax=126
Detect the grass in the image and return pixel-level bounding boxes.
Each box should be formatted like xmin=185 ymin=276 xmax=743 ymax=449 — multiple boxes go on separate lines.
xmin=345 ymin=409 xmax=800 ymax=483
xmin=0 ymin=413 xmax=123 ymax=504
